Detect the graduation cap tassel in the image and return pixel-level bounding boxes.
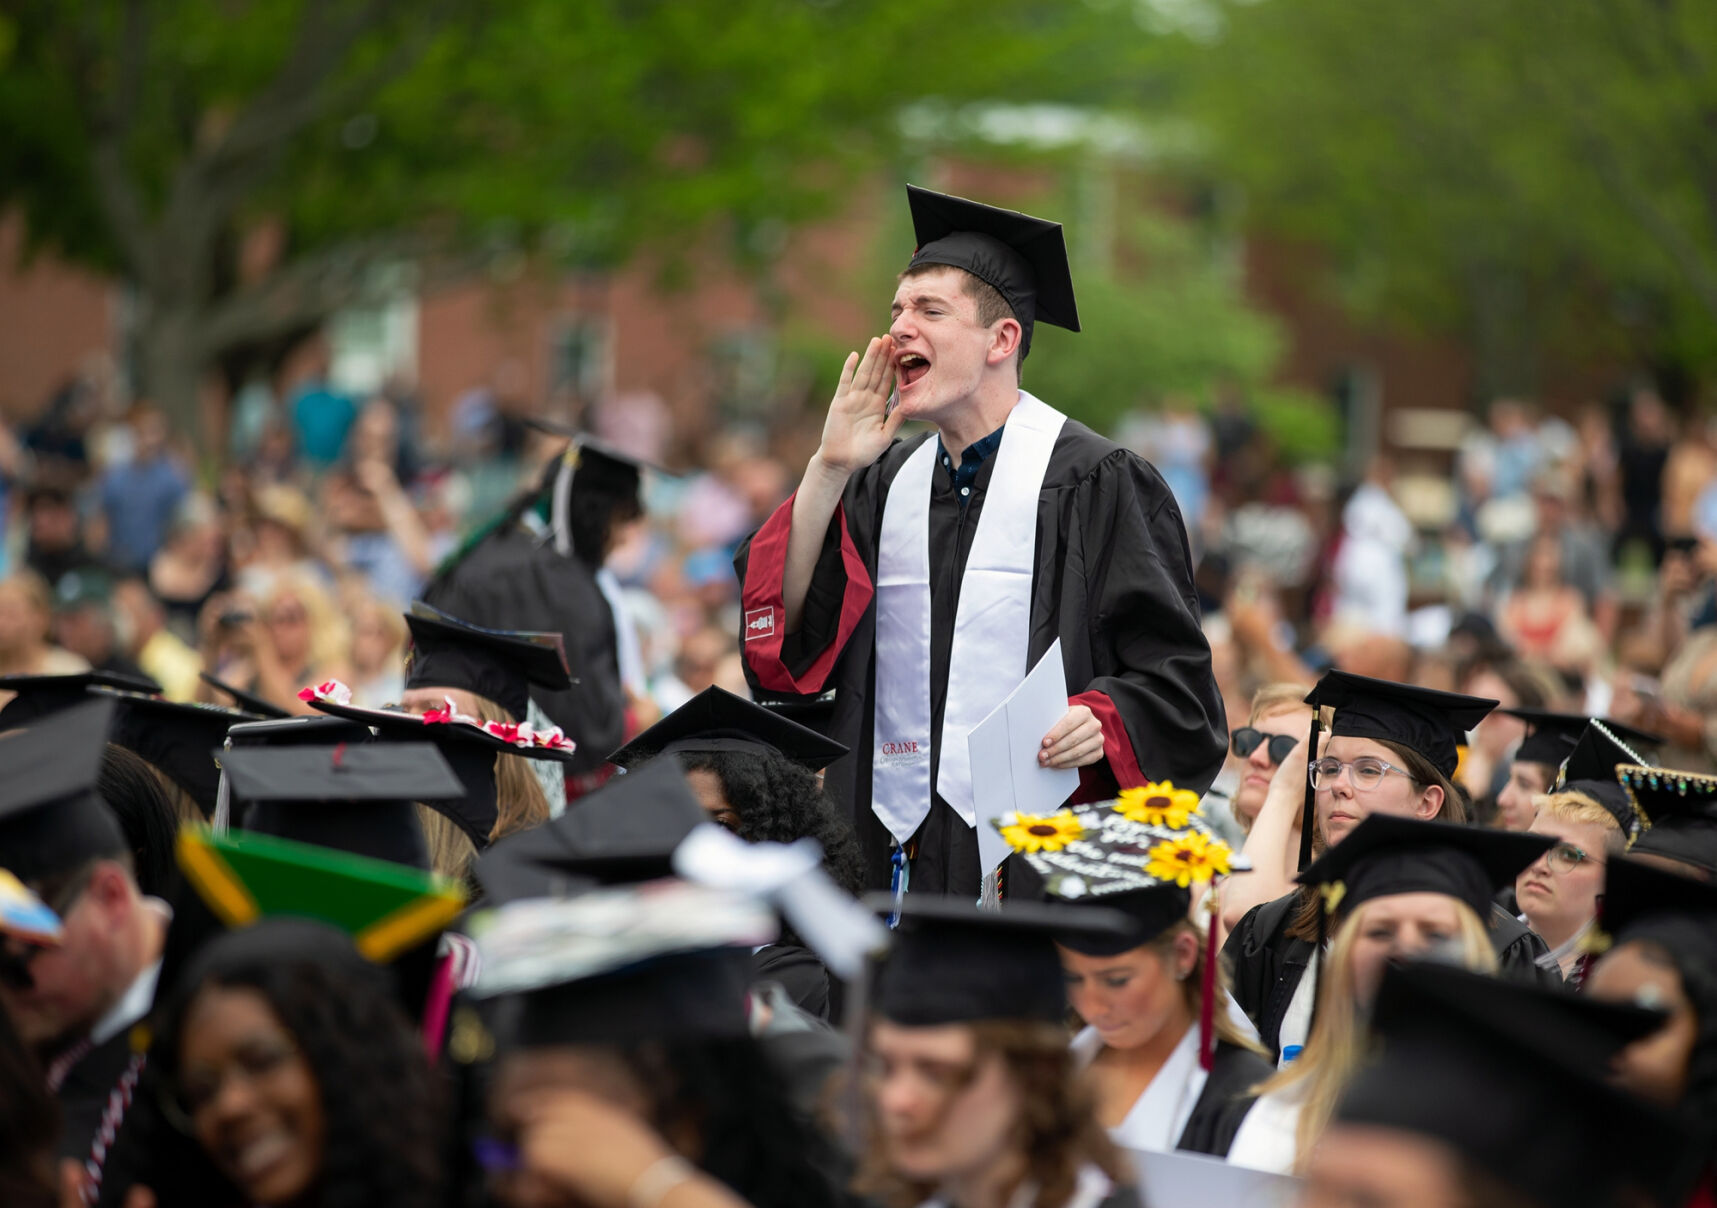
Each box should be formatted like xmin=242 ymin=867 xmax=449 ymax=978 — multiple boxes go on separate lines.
xmin=1198 ymin=888 xmax=1219 ymax=1072
xmin=1298 ymin=711 xmax=1322 ymax=872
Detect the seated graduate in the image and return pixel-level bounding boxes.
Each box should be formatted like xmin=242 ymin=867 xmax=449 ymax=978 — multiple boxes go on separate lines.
xmin=1584 ymin=856 xmax=1717 ymax=1195
xmin=860 ymin=897 xmax=1143 ymax=1208
xmin=992 ymin=792 xmax=1268 ymax=1159
xmin=1302 ymin=961 xmax=1701 ymax=1208
xmin=1228 ymin=815 xmax=1552 ymax=1175
xmin=608 ymin=685 xmax=866 ymax=1018
xmin=1222 ymin=672 xmax=1557 ymax=1060
xmin=464 ymin=884 xmax=856 ymax=1208
xmin=1491 ymin=709 xmax=1659 ymax=834
xmin=1615 ymin=762 xmax=1717 ymax=881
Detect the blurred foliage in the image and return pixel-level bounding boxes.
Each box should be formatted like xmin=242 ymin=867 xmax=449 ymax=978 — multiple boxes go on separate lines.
xmin=1190 ymin=0 xmax=1717 ymax=390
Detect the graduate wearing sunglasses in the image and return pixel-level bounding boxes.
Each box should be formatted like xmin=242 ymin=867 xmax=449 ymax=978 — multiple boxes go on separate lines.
xmin=1223 ymin=683 xmax=1313 ymax=837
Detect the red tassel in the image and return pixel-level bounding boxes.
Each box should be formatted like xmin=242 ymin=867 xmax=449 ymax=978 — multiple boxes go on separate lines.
xmin=331 ymin=742 xmax=346 ymax=770
xmin=1198 ymin=891 xmax=1219 ymax=1072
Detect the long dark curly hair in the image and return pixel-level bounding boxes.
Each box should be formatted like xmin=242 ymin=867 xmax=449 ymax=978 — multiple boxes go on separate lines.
xmin=679 ymin=749 xmax=865 ymax=897
xmin=150 ymin=919 xmax=444 ymax=1208
xmin=615 ymin=1034 xmax=857 ymax=1208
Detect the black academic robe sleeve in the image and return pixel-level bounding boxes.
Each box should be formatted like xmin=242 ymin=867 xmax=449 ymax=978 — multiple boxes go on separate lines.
xmin=1174 ymin=1041 xmax=1275 ymax=1159
xmin=1221 ymin=891 xmax=1313 ymax=1062
xmin=422 ymin=531 xmax=624 ymax=778
xmin=735 ymin=421 xmax=1227 ymax=899
xmin=752 ymin=943 xmax=833 ymax=1021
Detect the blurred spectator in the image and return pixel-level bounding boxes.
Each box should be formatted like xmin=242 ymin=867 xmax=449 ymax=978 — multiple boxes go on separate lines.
xmin=234 ymin=484 xmax=322 ymax=597
xmin=197 ymin=572 xmax=350 ymax=714
xmin=657 ymin=624 xmax=735 ymax=711
xmin=1488 ymin=470 xmax=1616 ymax=639
xmin=349 ymin=595 xmax=408 ymax=706
xmin=148 ymin=493 xmax=231 ymax=643
xmin=1662 ymin=410 xmax=1717 ymax=540
xmin=1497 ymin=533 xmax=1587 ymax=662
xmin=1121 ymin=397 xmax=1212 ymax=536
xmin=21 ymin=482 xmax=99 ymax=593
xmin=1614 ymin=382 xmax=1674 ymax=566
xmin=1484 ymin=398 xmax=1542 ymax=501
xmin=112 ymin=575 xmax=202 ymax=700
xmin=1329 ymin=458 xmax=1412 ymax=637
xmin=96 ymin=407 xmax=190 ymax=572
xmin=286 ymin=354 xmax=357 ymax=471
xmin=322 ymin=398 xmax=441 ymax=604
xmin=0 ymin=569 xmax=88 ymax=679
xmin=52 ymin=570 xmax=148 ymax=681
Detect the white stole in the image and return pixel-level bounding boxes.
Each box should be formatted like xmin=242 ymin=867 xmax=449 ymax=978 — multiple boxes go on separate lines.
xmin=871 ymin=392 xmax=1065 ymax=845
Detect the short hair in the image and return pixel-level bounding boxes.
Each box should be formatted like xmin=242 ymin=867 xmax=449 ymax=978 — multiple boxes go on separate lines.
xmin=1533 ymin=790 xmax=1625 ymax=853
xmin=898 ymin=263 xmax=1022 ymax=377
xmin=1249 ymin=682 xmax=1313 ymax=727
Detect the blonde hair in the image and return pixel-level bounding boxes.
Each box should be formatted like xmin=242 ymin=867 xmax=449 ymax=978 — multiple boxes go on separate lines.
xmin=1248 ymin=683 xmax=1314 ymax=727
xmin=415 ymin=803 xmax=478 ymax=884
xmin=263 ymin=570 xmax=348 ymax=676
xmin=1532 ymin=790 xmax=1625 ymax=853
xmin=1154 ymin=917 xmax=1266 ymax=1055
xmin=465 ymin=694 xmax=550 ymax=843
xmin=1256 ymin=896 xmax=1497 ymax=1172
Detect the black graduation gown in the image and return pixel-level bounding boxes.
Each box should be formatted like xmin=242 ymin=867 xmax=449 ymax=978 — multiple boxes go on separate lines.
xmin=1223 ymin=889 xmax=1564 ymax=1061
xmin=735 ymin=420 xmax=1227 ymax=898
xmin=1175 ymin=1041 xmax=1275 ymax=1158
xmin=753 ymin=943 xmax=832 ymax=1020
xmin=422 ymin=526 xmax=624 ymax=779
xmin=53 ymin=1029 xmax=135 ymax=1164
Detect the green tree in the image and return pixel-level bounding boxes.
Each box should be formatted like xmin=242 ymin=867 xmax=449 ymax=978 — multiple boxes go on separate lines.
xmin=1191 ymin=0 xmax=1717 ymax=393
xmin=0 ymin=0 xmax=1146 ymax=448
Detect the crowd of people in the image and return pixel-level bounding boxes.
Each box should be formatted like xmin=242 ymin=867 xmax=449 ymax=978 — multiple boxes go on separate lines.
xmin=0 ymin=185 xmax=1715 ymax=1208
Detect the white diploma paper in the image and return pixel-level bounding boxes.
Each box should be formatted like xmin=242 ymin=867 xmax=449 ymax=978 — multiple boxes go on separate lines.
xmin=970 ymin=638 xmax=1082 ymax=876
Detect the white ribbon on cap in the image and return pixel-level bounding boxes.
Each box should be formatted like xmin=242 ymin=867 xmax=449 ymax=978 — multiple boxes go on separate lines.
xmin=672 ymin=824 xmax=888 ymax=981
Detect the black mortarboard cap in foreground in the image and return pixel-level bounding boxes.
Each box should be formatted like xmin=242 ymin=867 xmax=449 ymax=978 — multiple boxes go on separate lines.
xmin=870 ymin=895 xmax=1130 ymax=1026
xmin=1505 ymin=708 xmax=1661 ymax=768
xmin=1336 ymin=962 xmax=1702 ymax=1208
xmin=404 ymin=604 xmax=571 ymax=723
xmin=222 ymin=743 xmax=462 ymax=870
xmin=0 ymin=670 xmax=163 ymax=731
xmin=1598 ymin=855 xmax=1717 ymax=972
xmin=1616 ymin=764 xmax=1717 ymax=876
xmin=606 ymin=685 xmax=848 ymax=772
xmin=97 ymin=689 xmax=262 ymax=817
xmin=495 ymin=949 xmax=754 ymax=1049
xmin=198 ymin=672 xmax=292 ymax=720
xmin=517 ymin=758 xmax=705 ymax=884
xmin=226 ymin=715 xmax=379 ymax=748
xmin=905 ymin=185 xmax=1079 ymax=358
xmin=0 ymin=698 xmax=127 ymax=884
xmin=1305 ymin=671 xmax=1496 ymax=779
xmin=1555 ymin=722 xmax=1656 ymax=834
xmin=1297 ymin=814 xmax=1553 ymax=921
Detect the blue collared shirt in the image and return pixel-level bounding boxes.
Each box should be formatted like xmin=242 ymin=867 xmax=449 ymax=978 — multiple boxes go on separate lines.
xmin=936 ymin=425 xmax=1005 ymax=509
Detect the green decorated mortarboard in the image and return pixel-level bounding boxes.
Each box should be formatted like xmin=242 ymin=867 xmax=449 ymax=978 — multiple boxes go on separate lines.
xmin=175 ymin=825 xmax=467 ymax=963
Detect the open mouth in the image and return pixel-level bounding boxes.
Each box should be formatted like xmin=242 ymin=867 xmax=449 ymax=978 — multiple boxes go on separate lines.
xmin=896 ymin=351 xmax=931 ymax=389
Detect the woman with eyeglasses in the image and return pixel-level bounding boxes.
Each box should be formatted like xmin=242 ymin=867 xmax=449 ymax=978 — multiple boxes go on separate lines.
xmin=145 ymin=918 xmax=444 ymax=1208
xmin=1221 ymin=672 xmax=1557 ymax=1062
xmin=1226 ymin=815 xmax=1551 ymax=1175
xmin=1514 ymin=790 xmax=1622 ymax=979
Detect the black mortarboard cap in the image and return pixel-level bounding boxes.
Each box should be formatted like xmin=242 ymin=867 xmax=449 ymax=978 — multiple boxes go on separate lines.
xmin=1336 ymin=962 xmax=1702 ymax=1208
xmin=1297 ymin=814 xmax=1553 ymax=920
xmin=1598 ymin=855 xmax=1717 ymax=971
xmin=755 ymin=692 xmax=838 ymax=740
xmin=1505 ymin=708 xmax=1661 ymax=768
xmin=0 ymin=670 xmax=163 ymax=730
xmin=518 ymin=758 xmax=705 ymax=885
xmin=97 ymin=689 xmax=262 ymax=817
xmin=905 ymin=185 xmax=1079 ymax=359
xmin=1305 ymin=671 xmax=1496 ymax=778
xmin=606 ymin=685 xmax=848 ymax=772
xmin=404 ymin=604 xmax=571 ymax=723
xmin=0 ymin=698 xmax=127 ymax=884
xmin=1554 ymin=722 xmax=1657 ymax=834
xmin=198 ymin=672 xmax=292 ymax=720
xmin=870 ymin=895 xmax=1129 ymax=1026
xmin=1615 ymin=764 xmax=1717 ymax=876
xmin=518 ymin=421 xmax=671 ymax=477
xmin=501 ymin=948 xmax=754 ymax=1048
xmin=222 ymin=743 xmax=462 ymax=870
xmin=226 ymin=715 xmax=378 ymax=748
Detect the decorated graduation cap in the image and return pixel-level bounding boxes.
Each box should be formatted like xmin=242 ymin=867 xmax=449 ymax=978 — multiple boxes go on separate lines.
xmin=0 ymin=697 xmax=128 ymax=884
xmin=0 ymin=869 xmax=62 ymax=946
xmin=305 ymin=692 xmax=579 ymax=851
xmin=1297 ymin=814 xmax=1552 ymax=922
xmin=176 ymin=824 xmax=467 ymax=963
xmin=870 ymin=895 xmax=1129 ymax=1027
xmin=606 ymin=685 xmax=848 ymax=772
xmin=403 ymin=603 xmax=572 ymax=723
xmin=1615 ymin=763 xmax=1717 ymax=876
xmin=1504 ymin=708 xmax=1661 ymax=768
xmin=1336 ymin=961 xmax=1701 ymax=1208
xmin=97 ymin=689 xmax=262 ymax=817
xmin=905 ymin=185 xmax=1079 ymax=359
xmin=471 ymin=758 xmax=706 ymax=903
xmin=0 ymin=669 xmax=163 ymax=730
xmin=467 ymin=880 xmax=775 ymax=1046
xmin=198 ymin=671 xmax=292 ymax=720
xmin=1553 ymin=721 xmax=1655 ymax=837
xmin=221 ymin=742 xmax=463 ymax=871
xmin=1296 ymin=672 xmax=1498 ymax=869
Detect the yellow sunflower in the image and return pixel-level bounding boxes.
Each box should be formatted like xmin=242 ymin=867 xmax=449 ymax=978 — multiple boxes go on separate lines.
xmin=1143 ymin=831 xmax=1234 ymax=887
xmin=1113 ymin=781 xmax=1201 ymax=829
xmin=998 ymin=810 xmax=1085 ymax=854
